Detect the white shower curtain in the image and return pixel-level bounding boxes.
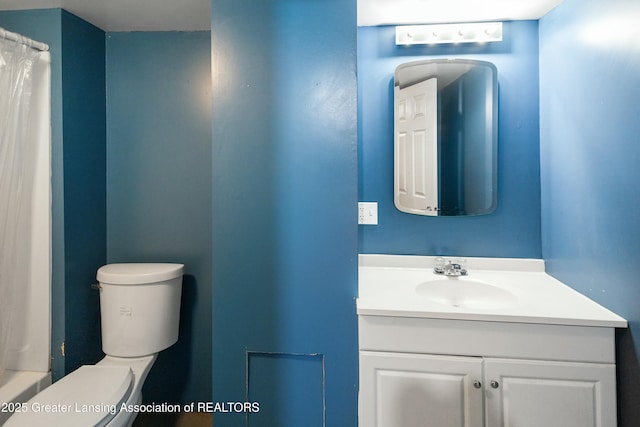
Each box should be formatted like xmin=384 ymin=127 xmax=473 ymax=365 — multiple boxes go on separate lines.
xmin=0 ymin=31 xmax=41 ymax=380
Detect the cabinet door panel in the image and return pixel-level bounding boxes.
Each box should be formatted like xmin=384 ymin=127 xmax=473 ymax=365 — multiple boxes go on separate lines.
xmin=360 ymin=351 xmax=483 ymax=427
xmin=484 ymin=358 xmax=616 ymax=427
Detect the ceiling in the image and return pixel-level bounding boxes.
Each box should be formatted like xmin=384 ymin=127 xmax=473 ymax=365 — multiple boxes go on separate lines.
xmin=358 ymin=0 xmax=564 ymax=26
xmin=0 ymin=0 xmax=563 ymax=32
xmin=0 ymin=0 xmax=211 ymax=31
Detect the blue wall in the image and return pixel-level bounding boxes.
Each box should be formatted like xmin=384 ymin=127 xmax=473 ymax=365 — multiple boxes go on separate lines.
xmin=0 ymin=9 xmax=106 ymax=380
xmin=539 ymin=1 xmax=640 ymax=424
xmin=211 ymin=0 xmax=359 ymax=424
xmin=105 ymin=31 xmax=212 ymax=404
xmin=358 ymin=22 xmax=541 ymax=258
xmin=60 ymin=10 xmax=107 ymax=376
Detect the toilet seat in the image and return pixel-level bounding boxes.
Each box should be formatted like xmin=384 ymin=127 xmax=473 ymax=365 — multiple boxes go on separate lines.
xmin=5 ymin=365 xmax=133 ymax=427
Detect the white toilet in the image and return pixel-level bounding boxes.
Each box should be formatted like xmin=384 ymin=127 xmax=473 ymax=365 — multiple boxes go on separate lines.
xmin=6 ymin=263 xmax=184 ymax=427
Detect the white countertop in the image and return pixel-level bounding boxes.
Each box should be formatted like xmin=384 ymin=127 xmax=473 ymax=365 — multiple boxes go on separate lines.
xmin=357 ymin=254 xmax=627 ymax=328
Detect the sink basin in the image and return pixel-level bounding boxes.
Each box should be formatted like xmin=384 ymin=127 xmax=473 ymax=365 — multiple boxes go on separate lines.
xmin=416 ymin=279 xmax=519 ymax=310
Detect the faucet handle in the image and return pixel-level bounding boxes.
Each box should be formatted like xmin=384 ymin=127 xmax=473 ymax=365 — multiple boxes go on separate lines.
xmin=450 ymin=260 xmax=468 ymax=276
xmin=450 ymin=263 xmax=468 ymax=275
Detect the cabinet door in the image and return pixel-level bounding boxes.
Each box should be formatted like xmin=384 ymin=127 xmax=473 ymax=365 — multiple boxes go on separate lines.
xmin=359 ymin=351 xmax=484 ymax=427
xmin=484 ymin=358 xmax=616 ymax=427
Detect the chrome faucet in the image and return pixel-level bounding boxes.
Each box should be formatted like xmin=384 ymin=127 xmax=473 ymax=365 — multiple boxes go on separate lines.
xmin=434 ymin=258 xmax=467 ymax=276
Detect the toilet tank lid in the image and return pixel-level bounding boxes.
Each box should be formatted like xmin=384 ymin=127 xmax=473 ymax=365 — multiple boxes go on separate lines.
xmin=97 ymin=263 xmax=184 ymax=285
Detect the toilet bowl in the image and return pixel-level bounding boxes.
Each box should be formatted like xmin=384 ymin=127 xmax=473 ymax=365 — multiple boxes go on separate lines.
xmin=5 ymin=263 xmax=184 ymax=427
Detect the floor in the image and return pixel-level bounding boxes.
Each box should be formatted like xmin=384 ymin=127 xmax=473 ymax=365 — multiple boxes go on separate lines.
xmin=133 ymin=412 xmax=213 ymax=426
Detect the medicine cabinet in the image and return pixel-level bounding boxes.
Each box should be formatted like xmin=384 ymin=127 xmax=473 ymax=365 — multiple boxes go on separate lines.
xmin=394 ymin=59 xmax=498 ymax=216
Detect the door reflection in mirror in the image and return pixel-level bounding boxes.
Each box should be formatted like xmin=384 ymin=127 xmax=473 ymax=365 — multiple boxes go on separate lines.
xmin=394 ymin=59 xmax=498 ymax=216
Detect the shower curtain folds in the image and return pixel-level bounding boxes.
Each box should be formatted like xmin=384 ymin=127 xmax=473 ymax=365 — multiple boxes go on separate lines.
xmin=0 ymin=27 xmax=45 ymax=381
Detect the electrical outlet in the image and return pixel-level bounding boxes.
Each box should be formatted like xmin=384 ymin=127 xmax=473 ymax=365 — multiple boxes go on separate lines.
xmin=358 ymin=202 xmax=378 ymax=225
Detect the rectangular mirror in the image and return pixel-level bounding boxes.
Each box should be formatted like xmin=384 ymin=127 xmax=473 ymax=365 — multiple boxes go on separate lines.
xmin=394 ymin=59 xmax=498 ymax=216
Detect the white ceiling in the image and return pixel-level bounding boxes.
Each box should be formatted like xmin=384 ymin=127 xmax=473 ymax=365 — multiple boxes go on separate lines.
xmin=358 ymin=0 xmax=564 ymax=26
xmin=0 ymin=0 xmax=211 ymax=31
xmin=0 ymin=0 xmax=563 ymax=32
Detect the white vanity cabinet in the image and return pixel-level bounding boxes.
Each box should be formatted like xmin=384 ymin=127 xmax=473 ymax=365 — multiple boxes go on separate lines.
xmin=358 ymin=316 xmax=619 ymax=427
xmin=484 ymin=358 xmax=615 ymax=427
xmin=357 ymin=255 xmax=627 ymax=427
xmin=360 ymin=351 xmax=484 ymax=427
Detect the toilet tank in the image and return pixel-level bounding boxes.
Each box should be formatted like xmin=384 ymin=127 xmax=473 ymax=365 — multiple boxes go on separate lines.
xmin=97 ymin=263 xmax=184 ymax=357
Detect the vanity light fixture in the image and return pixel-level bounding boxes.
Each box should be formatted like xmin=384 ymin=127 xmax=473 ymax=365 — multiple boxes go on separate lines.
xmin=396 ymin=22 xmax=503 ymax=45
